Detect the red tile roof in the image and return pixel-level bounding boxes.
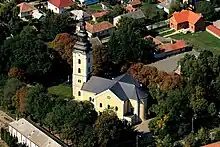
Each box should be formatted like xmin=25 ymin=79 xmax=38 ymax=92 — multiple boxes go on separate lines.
xmin=86 ymin=21 xmax=114 ymax=33
xmin=17 ymin=2 xmax=36 ymax=13
xmin=129 ymin=0 xmax=141 ymax=6
xmin=92 ymin=11 xmax=109 ymax=18
xmin=206 ymin=25 xmax=220 ymax=37
xmin=201 ymin=142 xmax=220 ymax=147
xmin=48 ymin=0 xmax=75 ymax=8
xmin=170 ymin=10 xmax=202 ymax=25
xmin=126 ymin=4 xmax=136 ymax=12
xmin=159 ymin=40 xmax=186 ymax=53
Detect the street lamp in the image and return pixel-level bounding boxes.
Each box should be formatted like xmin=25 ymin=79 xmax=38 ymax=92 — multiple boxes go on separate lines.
xmin=192 ymin=114 xmax=197 ymax=133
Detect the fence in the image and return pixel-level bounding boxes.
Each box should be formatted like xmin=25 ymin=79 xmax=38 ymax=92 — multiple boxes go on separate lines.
xmin=146 ymin=20 xmax=169 ymax=30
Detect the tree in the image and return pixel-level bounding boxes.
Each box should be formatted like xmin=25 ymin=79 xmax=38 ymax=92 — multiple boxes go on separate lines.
xmin=50 ymin=33 xmax=77 ymax=68
xmin=8 ymin=67 xmax=25 ymax=80
xmin=92 ymin=45 xmax=113 ymax=78
xmin=95 ymin=109 xmax=136 ymax=147
xmin=15 ymin=86 xmax=28 ymax=115
xmin=27 ymin=84 xmax=54 ymax=124
xmin=39 ymin=11 xmax=75 ymax=41
xmin=3 ymin=78 xmax=23 ymax=111
xmin=196 ymin=1 xmax=216 ymax=21
xmin=44 ymin=100 xmax=98 ymax=146
xmin=1 ymin=26 xmax=56 ymax=84
xmin=108 ymin=17 xmax=155 ymax=64
xmin=169 ymin=1 xmax=181 ymax=15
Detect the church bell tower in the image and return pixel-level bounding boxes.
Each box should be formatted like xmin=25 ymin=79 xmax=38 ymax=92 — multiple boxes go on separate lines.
xmin=72 ymin=17 xmax=92 ymax=100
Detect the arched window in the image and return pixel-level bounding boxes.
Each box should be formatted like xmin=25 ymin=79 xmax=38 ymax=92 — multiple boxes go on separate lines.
xmin=78 ymin=59 xmax=81 ymax=64
xmin=78 ymin=91 xmax=81 ymax=96
xmin=89 ymin=97 xmax=92 ymax=101
xmin=100 ymin=103 xmax=102 ymax=107
xmin=78 ymin=68 xmax=81 ymax=73
xmin=115 ymin=106 xmax=118 ymax=111
xmin=107 ymin=105 xmax=110 ymax=109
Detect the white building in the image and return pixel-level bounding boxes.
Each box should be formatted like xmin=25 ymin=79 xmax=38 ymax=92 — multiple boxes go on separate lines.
xmin=9 ymin=118 xmax=67 ymax=147
xmin=47 ymin=0 xmax=75 ymax=14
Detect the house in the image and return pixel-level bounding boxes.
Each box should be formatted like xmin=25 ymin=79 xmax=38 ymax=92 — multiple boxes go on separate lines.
xmin=201 ymin=142 xmax=220 ymax=147
xmin=126 ymin=0 xmax=141 ymax=12
xmin=70 ymin=10 xmax=91 ymax=21
xmin=85 ymin=21 xmax=115 ymax=38
xmin=72 ymin=18 xmax=148 ymax=123
xmin=206 ymin=25 xmax=220 ymax=39
xmin=113 ymin=10 xmax=145 ymax=26
xmin=17 ymin=2 xmax=36 ymax=18
xmin=9 ymin=118 xmax=68 ymax=147
xmin=147 ymin=49 xmax=199 ymax=74
xmin=91 ymin=10 xmax=109 ymax=21
xmin=145 ymin=35 xmax=188 ymax=59
xmin=155 ymin=40 xmax=188 ymax=58
xmin=169 ymin=10 xmax=205 ymax=33
xmin=32 ymin=9 xmax=45 ymax=20
xmin=47 ymin=0 xmax=75 ymax=14
xmin=213 ymin=20 xmax=220 ymax=29
xmin=156 ymin=0 xmax=171 ymax=14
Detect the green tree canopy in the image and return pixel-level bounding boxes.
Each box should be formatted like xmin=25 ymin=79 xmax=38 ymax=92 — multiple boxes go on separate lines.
xmin=108 ymin=17 xmax=155 ymax=64
xmin=196 ymin=1 xmax=216 ymax=21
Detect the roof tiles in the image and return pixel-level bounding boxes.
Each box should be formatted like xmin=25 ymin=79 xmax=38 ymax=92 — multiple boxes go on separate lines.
xmin=207 ymin=25 xmax=220 ymax=37
xmin=48 ymin=0 xmax=75 ymax=8
xmin=86 ymin=21 xmax=114 ymax=33
xmin=170 ymin=10 xmax=202 ymax=25
xmin=17 ymin=2 xmax=36 ymax=13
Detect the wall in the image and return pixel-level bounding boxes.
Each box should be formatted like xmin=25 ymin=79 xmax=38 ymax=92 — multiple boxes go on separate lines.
xmin=95 ymin=90 xmax=124 ymax=119
xmin=47 ymin=2 xmax=64 ymax=14
xmin=72 ymin=50 xmax=92 ymax=100
xmin=194 ymin=18 xmax=205 ymax=32
xmin=113 ymin=16 xmax=122 ymax=26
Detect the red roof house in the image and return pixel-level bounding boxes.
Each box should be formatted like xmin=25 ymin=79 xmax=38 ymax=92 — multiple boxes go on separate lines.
xmin=17 ymin=2 xmax=36 ymax=18
xmin=92 ymin=11 xmax=109 ymax=21
xmin=48 ymin=0 xmax=75 ymax=14
xmin=206 ymin=25 xmax=220 ymax=39
xmin=85 ymin=21 xmax=115 ymax=38
xmin=201 ymin=142 xmax=220 ymax=147
xmin=169 ymin=10 xmax=205 ymax=33
xmin=126 ymin=0 xmax=141 ymax=12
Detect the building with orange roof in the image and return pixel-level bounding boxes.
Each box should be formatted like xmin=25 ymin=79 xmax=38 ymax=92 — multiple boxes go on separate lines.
xmin=92 ymin=11 xmax=109 ymax=21
xmin=85 ymin=21 xmax=115 ymax=38
xmin=206 ymin=25 xmax=220 ymax=39
xmin=17 ymin=2 xmax=36 ymax=18
xmin=47 ymin=0 xmax=75 ymax=14
xmin=201 ymin=142 xmax=220 ymax=147
xmin=169 ymin=10 xmax=205 ymax=33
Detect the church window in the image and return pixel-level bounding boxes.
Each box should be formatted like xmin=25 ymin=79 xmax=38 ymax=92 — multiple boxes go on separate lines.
xmin=78 ymin=80 xmax=81 ymax=83
xmin=107 ymin=96 xmax=111 ymax=99
xmin=88 ymin=67 xmax=90 ymax=72
xmin=115 ymin=106 xmax=118 ymax=111
xmin=100 ymin=103 xmax=102 ymax=107
xmin=78 ymin=59 xmax=81 ymax=64
xmin=78 ymin=68 xmax=81 ymax=73
xmin=107 ymin=105 xmax=110 ymax=109
xmin=78 ymin=91 xmax=81 ymax=96
xmin=89 ymin=97 xmax=92 ymax=101
xmin=88 ymin=58 xmax=90 ymax=63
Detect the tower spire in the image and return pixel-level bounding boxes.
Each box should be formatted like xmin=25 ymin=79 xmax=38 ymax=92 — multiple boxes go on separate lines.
xmin=74 ymin=16 xmax=91 ymax=52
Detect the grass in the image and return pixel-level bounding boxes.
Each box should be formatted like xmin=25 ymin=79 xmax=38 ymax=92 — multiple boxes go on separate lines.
xmin=87 ymin=4 xmax=103 ymax=12
xmin=170 ymin=31 xmax=220 ymax=54
xmin=48 ymin=84 xmax=72 ymax=98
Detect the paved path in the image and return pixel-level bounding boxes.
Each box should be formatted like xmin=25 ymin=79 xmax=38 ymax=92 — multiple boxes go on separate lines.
xmin=163 ymin=30 xmax=181 ymax=37
xmin=134 ymin=118 xmax=154 ymax=134
xmin=159 ymin=28 xmax=174 ymax=34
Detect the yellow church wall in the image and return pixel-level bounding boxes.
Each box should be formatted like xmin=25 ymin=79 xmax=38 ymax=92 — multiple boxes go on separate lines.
xmin=82 ymin=90 xmax=96 ymax=101
xmin=95 ymin=90 xmax=124 ymax=119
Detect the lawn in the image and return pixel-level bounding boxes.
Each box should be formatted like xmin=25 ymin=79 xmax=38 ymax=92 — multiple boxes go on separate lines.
xmin=170 ymin=31 xmax=220 ymax=54
xmin=48 ymin=84 xmax=72 ymax=98
xmin=87 ymin=4 xmax=103 ymax=12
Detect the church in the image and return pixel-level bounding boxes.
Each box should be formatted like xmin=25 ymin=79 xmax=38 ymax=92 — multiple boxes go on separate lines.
xmin=72 ymin=18 xmax=148 ymax=123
